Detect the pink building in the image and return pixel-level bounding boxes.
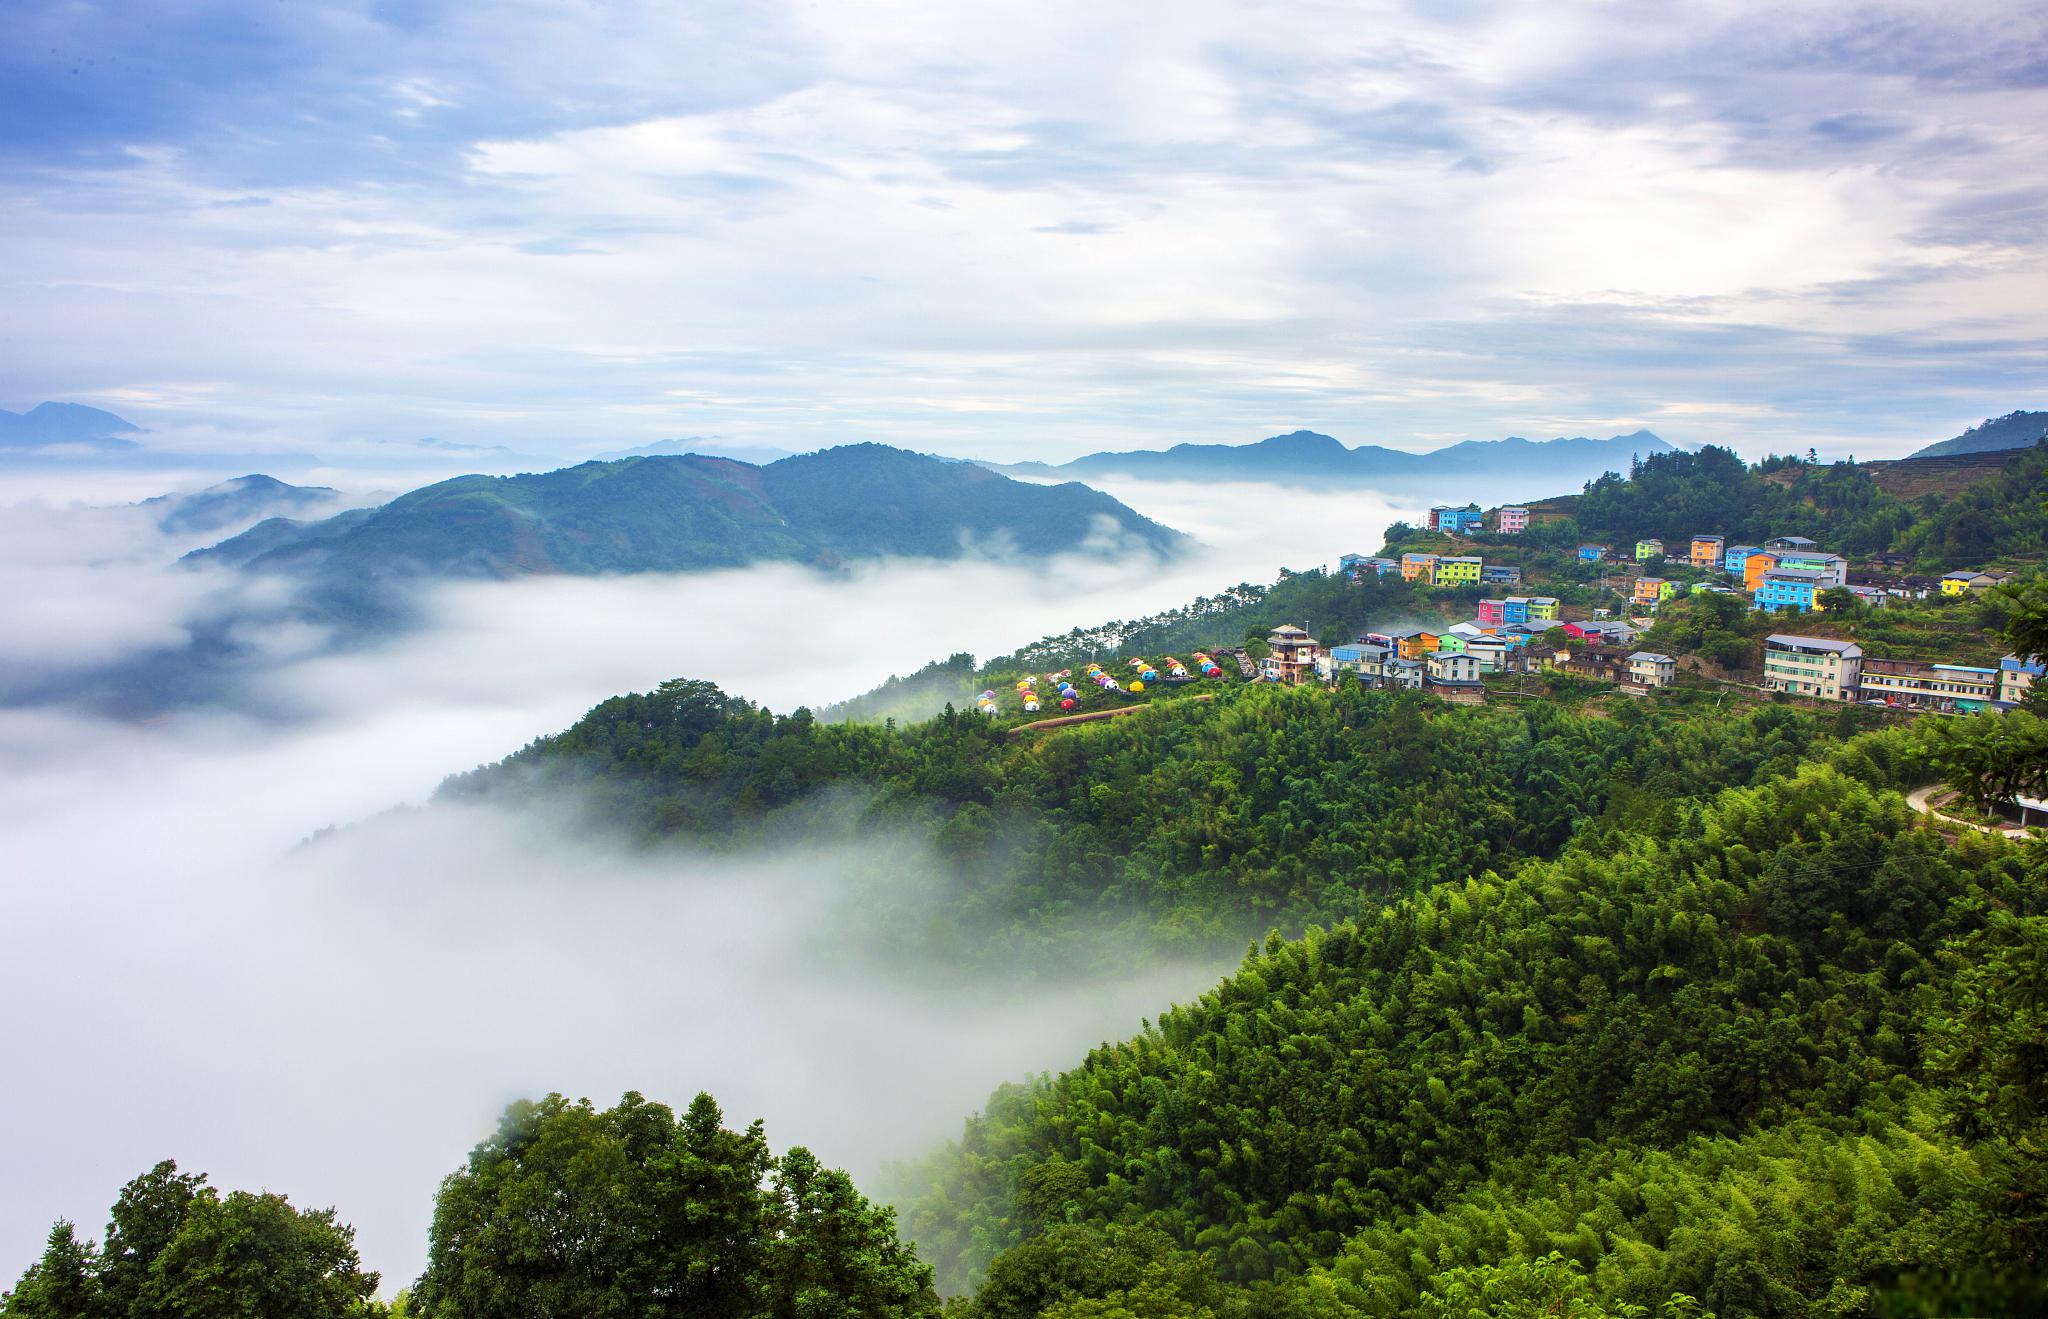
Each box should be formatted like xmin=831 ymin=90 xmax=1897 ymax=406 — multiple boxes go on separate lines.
xmin=1477 ymin=599 xmax=1508 ymax=626
xmin=1497 ymin=506 xmax=1530 ymax=534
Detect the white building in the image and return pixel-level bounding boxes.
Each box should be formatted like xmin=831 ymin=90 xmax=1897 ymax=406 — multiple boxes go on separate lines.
xmin=1763 ymin=634 xmax=1862 ymax=701
xmin=1627 ymin=651 xmax=1676 ymax=687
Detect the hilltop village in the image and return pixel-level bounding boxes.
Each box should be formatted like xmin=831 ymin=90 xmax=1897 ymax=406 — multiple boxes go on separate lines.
xmin=951 ymin=442 xmax=2048 ymax=729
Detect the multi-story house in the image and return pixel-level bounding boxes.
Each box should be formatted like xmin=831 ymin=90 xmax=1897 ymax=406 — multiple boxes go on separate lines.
xmin=1635 ymin=538 xmax=1665 ymax=561
xmin=1340 ymin=553 xmax=1398 ymax=578
xmin=1480 ymin=563 xmax=1523 ymax=585
xmin=1322 ymin=642 xmax=1391 ymax=683
xmin=1434 ymin=555 xmax=1482 ymax=586
xmin=1394 ymin=628 xmax=1440 ymax=660
xmin=1627 ymin=651 xmax=1676 ymax=687
xmin=1436 ymin=631 xmax=1469 ymax=654
xmin=1383 ymin=656 xmax=1425 ymax=690
xmin=1425 ymin=649 xmax=1484 ymax=688
xmin=1742 ymin=550 xmax=1781 ymax=593
xmin=1477 ymin=599 xmax=1508 ymax=627
xmin=1756 ymin=568 xmax=1823 ymax=612
xmin=1578 ymin=544 xmax=1607 ymax=561
xmin=1765 ymin=535 xmax=1819 ymax=552
xmin=1689 ymin=535 xmax=1725 ymax=568
xmin=1632 ymin=577 xmax=1674 ymax=609
xmin=1845 ymin=585 xmax=1890 ymax=608
xmin=1498 ymin=596 xmax=1531 ymax=626
xmin=1723 ymin=544 xmax=1763 ymax=574
xmin=1999 ymin=655 xmax=2043 ymax=705
xmin=1773 ymin=550 xmax=1847 ymax=588
xmin=1525 ymin=596 xmax=1560 ymax=622
xmin=1400 ymin=552 xmax=1439 ymax=582
xmin=1432 ymin=504 xmax=1486 ymax=535
xmin=1465 ymin=635 xmax=1511 ymax=672
xmin=1496 ymin=506 xmax=1530 ymax=534
xmin=1859 ymin=658 xmax=2000 ymax=713
xmin=1763 ymin=635 xmax=1862 ymax=701
xmin=1260 ymin=625 xmax=1321 ymax=684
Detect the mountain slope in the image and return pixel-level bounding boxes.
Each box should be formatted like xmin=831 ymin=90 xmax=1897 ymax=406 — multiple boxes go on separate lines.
xmin=998 ymin=428 xmax=1678 ymax=492
xmin=141 ymin=473 xmax=342 ymax=536
xmin=0 ymin=401 xmax=142 ymax=450
xmin=190 ymin=444 xmax=1183 ymax=580
xmin=1911 ymin=410 xmax=2048 ymax=458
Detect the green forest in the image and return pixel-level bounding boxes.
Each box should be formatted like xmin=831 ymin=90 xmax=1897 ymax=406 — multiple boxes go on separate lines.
xmin=13 ymin=543 xmax=2046 ymax=1319
xmin=1547 ymin=440 xmax=2048 ymax=567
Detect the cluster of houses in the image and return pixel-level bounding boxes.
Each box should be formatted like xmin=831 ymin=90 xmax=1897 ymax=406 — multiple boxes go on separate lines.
xmin=1762 ymin=635 xmax=2042 ymax=713
xmin=1339 ymin=551 xmax=1525 ymax=588
xmin=1259 ymin=607 xmax=1677 ymax=698
xmin=1575 ymin=532 xmax=2013 ymax=616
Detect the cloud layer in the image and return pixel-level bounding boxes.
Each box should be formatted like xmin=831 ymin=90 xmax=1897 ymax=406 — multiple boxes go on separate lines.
xmin=0 ymin=476 xmax=1402 ymax=1290
xmin=3 ymin=0 xmax=2043 ymax=461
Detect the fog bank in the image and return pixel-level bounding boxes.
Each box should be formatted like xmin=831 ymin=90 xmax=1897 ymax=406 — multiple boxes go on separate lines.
xmin=0 ymin=476 xmax=1402 ymax=1289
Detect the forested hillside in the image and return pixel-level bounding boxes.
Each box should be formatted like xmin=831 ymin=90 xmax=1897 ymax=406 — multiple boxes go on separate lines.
xmin=894 ymin=745 xmax=2043 ymax=1316
xmin=1553 ymin=441 xmax=2048 ymax=566
xmin=440 ymin=679 xmax=1878 ymax=966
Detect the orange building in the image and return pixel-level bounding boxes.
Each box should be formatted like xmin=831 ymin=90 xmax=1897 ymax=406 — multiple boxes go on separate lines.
xmin=1743 ymin=550 xmax=1780 ymax=592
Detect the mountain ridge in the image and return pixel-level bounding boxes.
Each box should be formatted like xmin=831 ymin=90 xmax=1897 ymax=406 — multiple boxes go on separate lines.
xmin=188 ymin=442 xmax=1184 ymax=581
xmin=991 ymin=427 xmax=1680 ymax=492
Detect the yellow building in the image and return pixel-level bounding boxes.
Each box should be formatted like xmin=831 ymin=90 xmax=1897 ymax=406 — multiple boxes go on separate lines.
xmin=1400 ymin=552 xmax=1438 ymax=582
xmin=1434 ymin=555 xmax=1482 ymax=585
xmin=1635 ymin=538 xmax=1665 ymax=561
xmin=1526 ymin=596 xmax=1560 ymax=622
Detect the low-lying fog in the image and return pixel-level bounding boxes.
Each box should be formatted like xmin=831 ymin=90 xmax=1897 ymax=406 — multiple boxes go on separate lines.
xmin=0 ymin=474 xmax=1403 ymax=1289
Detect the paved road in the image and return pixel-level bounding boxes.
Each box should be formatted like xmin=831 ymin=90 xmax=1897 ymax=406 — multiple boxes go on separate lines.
xmin=1906 ymin=783 xmax=2032 ymax=838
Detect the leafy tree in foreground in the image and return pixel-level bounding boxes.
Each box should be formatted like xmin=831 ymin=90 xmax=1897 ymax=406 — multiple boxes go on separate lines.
xmin=1 ymin=1160 xmax=380 ymax=1319
xmin=414 ymin=1091 xmax=939 ymax=1319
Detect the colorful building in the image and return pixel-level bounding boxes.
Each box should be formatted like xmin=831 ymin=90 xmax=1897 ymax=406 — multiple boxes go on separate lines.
xmin=1525 ymin=596 xmax=1560 ymax=622
xmin=1394 ymin=628 xmax=1440 ymax=660
xmin=1723 ymin=544 xmax=1763 ymax=574
xmin=1477 ymin=599 xmax=1508 ymax=627
xmin=1773 ymin=550 xmax=1847 ymax=589
xmin=1763 ymin=635 xmax=1861 ymax=701
xmin=1632 ymin=577 xmax=1675 ymax=608
xmin=1400 ymin=552 xmax=1438 ymax=582
xmin=1496 ymin=506 xmax=1530 ymax=534
xmin=1689 ymin=535 xmax=1725 ymax=568
xmin=1756 ymin=568 xmax=1823 ymax=612
xmin=1742 ymin=550 xmax=1781 ymax=593
xmin=1431 ymin=504 xmax=1486 ymax=535
xmin=1434 ymin=555 xmax=1482 ymax=586
xmin=1942 ymin=570 xmax=1999 ymax=596
xmin=1578 ymin=544 xmax=1607 ymax=561
xmin=1635 ymin=538 xmax=1665 ymax=562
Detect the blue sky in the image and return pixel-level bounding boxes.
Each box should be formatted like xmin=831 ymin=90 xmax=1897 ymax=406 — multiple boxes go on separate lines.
xmin=2 ymin=0 xmax=2044 ymax=462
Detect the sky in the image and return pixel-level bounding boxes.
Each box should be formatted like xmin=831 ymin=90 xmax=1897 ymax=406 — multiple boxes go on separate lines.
xmin=3 ymin=0 xmax=2045 ymax=466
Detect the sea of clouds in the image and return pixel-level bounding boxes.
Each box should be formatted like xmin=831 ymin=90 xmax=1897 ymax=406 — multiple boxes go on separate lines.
xmin=0 ymin=470 xmax=1403 ymax=1288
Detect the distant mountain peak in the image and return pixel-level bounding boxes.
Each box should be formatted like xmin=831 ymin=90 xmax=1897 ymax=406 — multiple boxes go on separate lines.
xmin=0 ymin=401 xmax=144 ymax=450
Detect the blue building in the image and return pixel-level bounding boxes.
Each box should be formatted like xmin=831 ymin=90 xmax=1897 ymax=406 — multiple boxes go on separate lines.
xmin=1577 ymin=544 xmax=1606 ymax=561
xmin=1755 ymin=568 xmax=1822 ymax=612
xmin=1432 ymin=504 xmax=1485 ymax=535
xmin=1501 ymin=596 xmax=1531 ymax=625
xmin=1723 ymin=544 xmax=1763 ymax=574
